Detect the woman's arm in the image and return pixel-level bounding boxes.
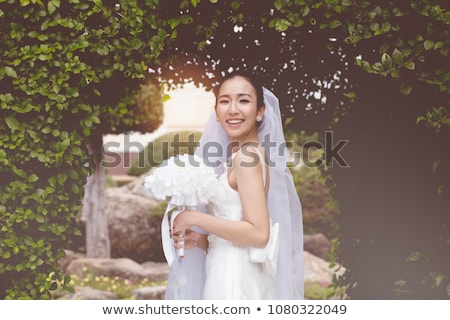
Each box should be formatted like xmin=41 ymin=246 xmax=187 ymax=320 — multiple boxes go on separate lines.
xmin=172 ymin=149 xmax=270 ymax=248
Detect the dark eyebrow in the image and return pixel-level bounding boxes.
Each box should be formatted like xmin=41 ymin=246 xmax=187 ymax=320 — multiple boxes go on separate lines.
xmin=218 ymin=93 xmax=252 ymax=99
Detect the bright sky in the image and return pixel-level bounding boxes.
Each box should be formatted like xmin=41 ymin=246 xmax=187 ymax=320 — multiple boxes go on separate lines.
xmin=103 ymin=83 xmax=215 ymax=152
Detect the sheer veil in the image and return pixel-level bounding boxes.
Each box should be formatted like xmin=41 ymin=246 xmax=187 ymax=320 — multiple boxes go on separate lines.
xmin=165 ymin=87 xmax=304 ymax=299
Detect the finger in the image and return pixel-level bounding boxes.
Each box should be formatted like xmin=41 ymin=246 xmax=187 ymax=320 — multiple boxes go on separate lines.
xmin=174 ymin=240 xmax=185 ymax=249
xmin=173 ymin=235 xmax=184 ymax=243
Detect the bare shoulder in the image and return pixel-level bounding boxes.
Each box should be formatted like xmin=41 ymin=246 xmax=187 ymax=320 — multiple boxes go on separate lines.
xmin=232 ymin=144 xmax=266 ymax=175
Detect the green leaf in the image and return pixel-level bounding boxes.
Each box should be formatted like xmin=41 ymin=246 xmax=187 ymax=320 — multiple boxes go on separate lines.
xmin=91 ymin=115 xmax=100 ymax=124
xmin=273 ymin=19 xmax=291 ymax=32
xmin=406 ymin=251 xmax=422 ymax=262
xmin=392 ymin=48 xmax=404 ymax=65
xmin=424 ymin=40 xmax=435 ymax=50
xmin=370 ymin=22 xmax=379 ymax=32
xmin=4 ymin=66 xmax=18 ymax=78
xmin=416 ymin=116 xmax=426 ymax=124
xmin=71 ymin=146 xmax=83 ymax=156
xmin=5 ymin=116 xmax=21 ymax=131
xmin=372 ymin=62 xmax=384 ymax=72
xmin=14 ymin=168 xmax=26 ymax=178
xmin=180 ymin=14 xmax=193 ymax=24
xmin=329 ymin=19 xmax=341 ymax=29
xmin=434 ymin=41 xmax=444 ymax=50
xmin=390 ymin=69 xmax=400 ymax=79
xmin=274 ymin=0 xmax=282 ymax=11
xmin=169 ymin=19 xmax=180 ymax=29
xmin=28 ymin=174 xmax=39 ymax=183
xmin=432 ymin=160 xmax=440 ymax=173
xmin=432 ymin=273 xmax=446 ymax=287
xmin=230 ymin=1 xmax=240 ymax=10
xmin=405 ymin=61 xmax=415 ymax=70
xmin=381 ymin=53 xmax=392 ymax=67
xmin=48 ymin=1 xmax=57 ymax=14
xmin=400 ymin=83 xmax=412 ymax=95
xmin=57 ymin=172 xmax=67 ymax=185
xmin=71 ymin=184 xmax=80 ymax=194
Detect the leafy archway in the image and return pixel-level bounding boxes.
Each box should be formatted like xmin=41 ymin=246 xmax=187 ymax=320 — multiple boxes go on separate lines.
xmin=1 ymin=0 xmax=448 ymax=299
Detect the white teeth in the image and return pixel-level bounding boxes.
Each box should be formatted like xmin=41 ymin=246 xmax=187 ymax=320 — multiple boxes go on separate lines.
xmin=227 ymin=119 xmax=243 ymax=124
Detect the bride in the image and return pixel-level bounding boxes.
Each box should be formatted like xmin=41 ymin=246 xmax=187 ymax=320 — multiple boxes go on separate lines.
xmin=168 ymin=71 xmax=304 ymax=299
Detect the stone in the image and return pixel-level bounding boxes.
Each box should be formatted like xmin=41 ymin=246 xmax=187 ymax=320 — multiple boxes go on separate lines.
xmin=304 ymin=233 xmax=332 ymax=260
xmin=65 ymin=257 xmax=169 ymax=283
xmin=70 ymin=286 xmax=119 ymax=300
xmin=132 ymin=286 xmax=166 ymax=300
xmin=303 ymin=251 xmax=345 ymax=286
xmin=105 ymin=187 xmax=164 ymax=262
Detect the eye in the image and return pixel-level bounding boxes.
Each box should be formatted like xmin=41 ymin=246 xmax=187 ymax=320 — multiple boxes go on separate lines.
xmin=218 ymin=99 xmax=229 ymax=105
xmin=240 ymin=99 xmax=250 ymax=103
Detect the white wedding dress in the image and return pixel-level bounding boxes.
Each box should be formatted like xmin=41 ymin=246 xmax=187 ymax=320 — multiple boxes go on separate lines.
xmin=202 ymin=149 xmax=276 ymax=299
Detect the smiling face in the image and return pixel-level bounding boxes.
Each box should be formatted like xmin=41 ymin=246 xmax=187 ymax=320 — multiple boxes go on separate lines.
xmin=215 ymin=75 xmax=265 ymax=144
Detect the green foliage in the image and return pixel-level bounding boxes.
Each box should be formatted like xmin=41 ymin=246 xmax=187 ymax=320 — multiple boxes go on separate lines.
xmin=269 ymin=0 xmax=450 ymax=93
xmin=154 ymin=0 xmax=449 ymax=133
xmin=286 ymin=131 xmax=340 ymax=238
xmin=127 ymin=130 xmax=202 ymax=176
xmin=417 ymin=106 xmax=450 ymax=132
xmin=291 ymin=166 xmax=340 ymax=237
xmin=0 ymin=0 xmax=174 ymax=299
xmin=304 ymin=281 xmax=339 ymax=300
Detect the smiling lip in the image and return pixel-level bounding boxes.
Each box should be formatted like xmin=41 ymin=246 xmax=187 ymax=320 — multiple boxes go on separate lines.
xmin=226 ymin=118 xmax=244 ymax=126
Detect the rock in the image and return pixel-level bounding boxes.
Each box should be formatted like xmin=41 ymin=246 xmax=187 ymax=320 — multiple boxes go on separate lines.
xmin=65 ymin=257 xmax=169 ymax=283
xmin=58 ymin=251 xmax=345 ymax=299
xmin=105 ymin=187 xmax=164 ymax=262
xmin=141 ymin=261 xmax=170 ymax=280
xmin=304 ymin=233 xmax=331 ymax=260
xmin=118 ymin=169 xmax=155 ymax=198
xmin=303 ymin=251 xmax=345 ymax=286
xmin=132 ymin=286 xmax=166 ymax=300
xmin=70 ymin=286 xmax=119 ymax=300
xmin=59 ymin=250 xmax=85 ymax=273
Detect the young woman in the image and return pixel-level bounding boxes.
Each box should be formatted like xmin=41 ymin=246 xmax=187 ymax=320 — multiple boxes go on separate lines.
xmin=169 ymin=72 xmax=304 ymax=299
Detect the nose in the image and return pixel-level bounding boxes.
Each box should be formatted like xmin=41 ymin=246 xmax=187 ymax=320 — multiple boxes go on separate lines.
xmin=229 ymin=99 xmax=238 ymax=114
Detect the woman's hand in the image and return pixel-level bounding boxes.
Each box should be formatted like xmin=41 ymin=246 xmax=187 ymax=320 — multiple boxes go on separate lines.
xmin=173 ymin=229 xmax=208 ymax=252
xmin=172 ymin=210 xmax=194 ymax=235
xmin=172 ymin=210 xmax=208 ymax=251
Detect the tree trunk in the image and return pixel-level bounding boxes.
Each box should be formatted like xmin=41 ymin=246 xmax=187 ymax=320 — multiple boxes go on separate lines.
xmin=81 ymin=136 xmax=111 ymax=258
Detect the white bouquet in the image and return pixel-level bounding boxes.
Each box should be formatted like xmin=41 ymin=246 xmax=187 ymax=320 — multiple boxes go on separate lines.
xmin=144 ymin=153 xmax=218 ymax=265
